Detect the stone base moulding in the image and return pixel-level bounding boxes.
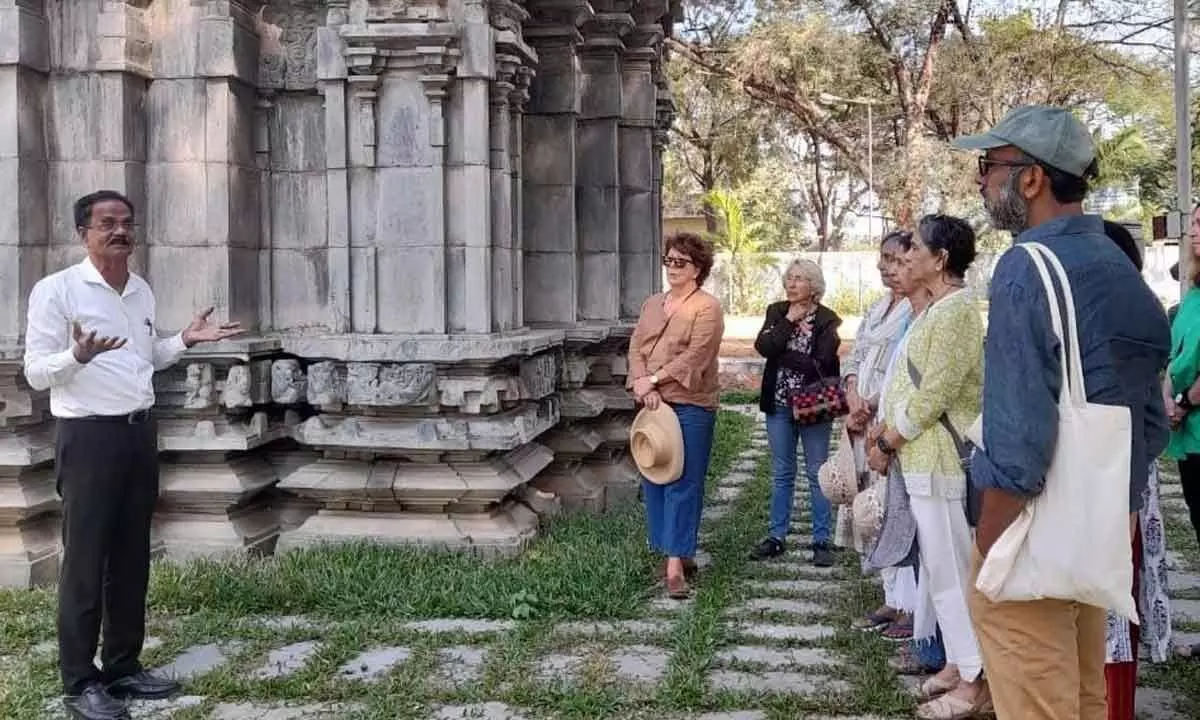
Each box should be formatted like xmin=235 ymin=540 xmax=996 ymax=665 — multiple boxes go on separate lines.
xmin=273 ymin=500 xmax=544 ymax=559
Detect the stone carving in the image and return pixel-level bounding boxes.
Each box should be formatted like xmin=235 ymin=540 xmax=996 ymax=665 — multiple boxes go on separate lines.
xmin=0 ymin=0 xmax=676 ymax=583
xmin=257 ymin=0 xmax=323 ymax=89
xmin=345 ymin=363 xmax=436 ymax=407
xmin=306 ymin=361 xmax=346 ymax=409
xmin=222 ymin=365 xmax=254 ymax=409
xmin=271 ymin=360 xmax=308 ymax=405
xmin=518 ymin=353 xmax=558 ymax=400
xmin=183 ymin=363 xmax=216 ymax=410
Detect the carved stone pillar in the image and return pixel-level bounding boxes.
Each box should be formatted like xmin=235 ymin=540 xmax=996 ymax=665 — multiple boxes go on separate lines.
xmin=576 ymin=1 xmax=632 ymax=323
xmin=509 ymin=67 xmax=533 ymax=329
xmin=0 ymin=0 xmax=50 ymax=346
xmin=137 ymin=1 xmax=264 ymax=332
xmin=489 ymin=0 xmax=537 ymax=333
xmin=522 ymin=0 xmax=593 ymax=326
xmin=0 ymin=0 xmax=55 ymax=588
xmin=619 ymin=2 xmax=665 ymax=318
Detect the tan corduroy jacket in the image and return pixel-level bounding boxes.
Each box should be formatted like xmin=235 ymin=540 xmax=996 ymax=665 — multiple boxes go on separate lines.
xmin=626 ymin=290 xmax=725 ymax=409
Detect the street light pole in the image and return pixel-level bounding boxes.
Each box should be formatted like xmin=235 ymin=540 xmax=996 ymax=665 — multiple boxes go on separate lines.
xmin=818 ymin=92 xmax=880 ymax=245
xmin=1175 ymin=0 xmax=1192 ymax=290
xmin=867 ymin=102 xmax=874 ymax=243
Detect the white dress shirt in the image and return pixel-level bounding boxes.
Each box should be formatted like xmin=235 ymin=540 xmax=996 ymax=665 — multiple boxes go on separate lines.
xmin=23 ymin=258 xmax=189 ymax=418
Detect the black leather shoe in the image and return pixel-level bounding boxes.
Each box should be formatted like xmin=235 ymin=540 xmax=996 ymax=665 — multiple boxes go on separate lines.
xmin=748 ymin=536 xmax=785 ymax=560
xmin=63 ymin=683 xmax=129 ymax=720
xmin=105 ymin=671 xmax=181 ymax=700
xmin=812 ymin=542 xmax=836 ymax=567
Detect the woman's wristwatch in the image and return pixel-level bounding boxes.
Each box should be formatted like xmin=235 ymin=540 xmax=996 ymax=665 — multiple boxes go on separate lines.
xmin=1176 ymin=392 xmax=1193 ymax=412
xmin=876 ymin=435 xmax=896 ymax=455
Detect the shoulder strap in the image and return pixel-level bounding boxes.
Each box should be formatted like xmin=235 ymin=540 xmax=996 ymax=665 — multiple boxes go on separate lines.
xmin=906 ymin=353 xmax=970 ymax=464
xmin=644 ymin=287 xmax=700 ymax=360
xmin=1019 ymin=243 xmax=1085 ymax=406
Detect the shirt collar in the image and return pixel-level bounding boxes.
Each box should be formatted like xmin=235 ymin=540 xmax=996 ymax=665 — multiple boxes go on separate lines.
xmin=77 ymin=256 xmax=140 ymax=297
xmin=1015 ymin=213 xmax=1104 ymax=244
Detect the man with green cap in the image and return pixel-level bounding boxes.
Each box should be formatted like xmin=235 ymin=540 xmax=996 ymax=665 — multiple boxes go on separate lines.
xmin=953 ymin=106 xmax=1170 ymax=719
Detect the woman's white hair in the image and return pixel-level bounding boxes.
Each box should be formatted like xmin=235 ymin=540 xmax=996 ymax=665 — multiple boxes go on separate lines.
xmin=782 ymin=258 xmax=826 ymax=302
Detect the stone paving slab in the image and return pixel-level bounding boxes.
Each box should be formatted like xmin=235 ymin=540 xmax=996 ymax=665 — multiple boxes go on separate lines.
xmin=710 ymin=669 xmax=851 ymax=695
xmin=210 ymin=702 xmax=358 ymax=719
xmin=553 ymin=620 xmax=669 ymax=639
xmin=156 ymin=642 xmax=245 ymax=681
xmin=253 ymin=640 xmax=322 ymax=679
xmin=732 ymin=598 xmax=827 ymax=617
xmin=337 ymin=646 xmax=411 ymax=681
xmin=714 ymin=646 xmax=839 ymax=668
xmin=609 ymin=645 xmax=670 ymax=683
xmin=747 ymin=579 xmax=834 ymax=594
xmin=1169 ymin=571 xmax=1200 ymax=592
xmin=1172 ymin=598 xmax=1200 ymax=624
xmin=433 ymin=703 xmax=531 ymax=720
xmin=403 ymin=619 xmax=516 ymax=635
xmin=734 ymin=622 xmax=837 ymax=643
xmin=435 ymin=646 xmax=487 ymax=684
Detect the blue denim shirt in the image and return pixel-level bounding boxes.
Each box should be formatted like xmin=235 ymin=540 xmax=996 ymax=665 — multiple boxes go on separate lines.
xmin=970 ymin=214 xmax=1170 ymax=512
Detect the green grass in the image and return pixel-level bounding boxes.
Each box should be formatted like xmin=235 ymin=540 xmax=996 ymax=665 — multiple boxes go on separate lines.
xmin=719 ymin=390 xmax=760 ymax=406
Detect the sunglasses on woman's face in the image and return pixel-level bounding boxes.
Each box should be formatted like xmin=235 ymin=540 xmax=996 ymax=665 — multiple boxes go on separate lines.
xmin=662 ymin=255 xmax=693 ymax=269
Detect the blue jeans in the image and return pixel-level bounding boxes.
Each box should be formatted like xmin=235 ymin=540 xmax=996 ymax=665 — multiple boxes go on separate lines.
xmin=765 ymin=410 xmax=833 ymax=544
xmin=643 ymin=403 xmax=716 ymax=558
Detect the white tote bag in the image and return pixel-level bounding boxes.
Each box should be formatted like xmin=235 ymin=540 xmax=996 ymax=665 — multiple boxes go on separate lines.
xmin=974 ymin=242 xmax=1138 ymax=622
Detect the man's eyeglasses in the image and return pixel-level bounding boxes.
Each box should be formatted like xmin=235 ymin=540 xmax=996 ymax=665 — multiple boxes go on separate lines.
xmin=662 ymin=255 xmax=693 ymax=269
xmin=86 ymin=221 xmax=139 ymax=233
xmin=978 ymin=157 xmax=1035 ymax=177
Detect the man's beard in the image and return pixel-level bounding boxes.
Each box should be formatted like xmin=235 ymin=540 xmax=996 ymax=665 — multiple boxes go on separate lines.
xmin=984 ymin=171 xmax=1029 ymax=234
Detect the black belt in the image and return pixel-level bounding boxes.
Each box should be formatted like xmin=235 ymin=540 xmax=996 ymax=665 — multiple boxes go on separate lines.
xmin=66 ymin=409 xmax=153 ymax=424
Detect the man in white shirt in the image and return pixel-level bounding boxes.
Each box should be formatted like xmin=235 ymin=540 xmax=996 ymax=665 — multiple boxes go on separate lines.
xmin=23 ymin=190 xmax=243 ymax=720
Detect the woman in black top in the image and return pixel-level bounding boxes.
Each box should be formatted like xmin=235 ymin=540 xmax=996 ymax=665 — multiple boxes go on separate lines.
xmin=749 ymin=258 xmax=842 ymax=566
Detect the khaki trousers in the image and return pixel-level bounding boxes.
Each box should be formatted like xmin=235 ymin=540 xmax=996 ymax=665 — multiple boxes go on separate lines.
xmin=968 ymin=549 xmax=1108 ymax=720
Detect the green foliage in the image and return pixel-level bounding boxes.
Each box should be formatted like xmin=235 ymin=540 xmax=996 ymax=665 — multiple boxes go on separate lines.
xmin=824 ymin=285 xmax=885 ymax=318
xmin=705 ymin=188 xmax=780 ymax=314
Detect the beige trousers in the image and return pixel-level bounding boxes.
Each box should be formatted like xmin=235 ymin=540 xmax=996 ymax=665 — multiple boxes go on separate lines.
xmin=968 ymin=549 xmax=1108 ymax=720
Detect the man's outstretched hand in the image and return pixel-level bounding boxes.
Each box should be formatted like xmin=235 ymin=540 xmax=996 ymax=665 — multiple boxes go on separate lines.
xmin=71 ymin=322 xmax=127 ymax=363
xmin=181 ymin=307 xmax=244 ymax=347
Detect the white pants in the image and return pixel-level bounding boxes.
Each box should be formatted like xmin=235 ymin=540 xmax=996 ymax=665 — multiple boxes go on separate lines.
xmin=882 ymin=566 xmax=918 ymax=613
xmin=910 ymin=494 xmax=983 ymax=680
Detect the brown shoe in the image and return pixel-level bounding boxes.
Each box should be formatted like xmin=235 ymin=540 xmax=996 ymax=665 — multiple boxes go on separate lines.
xmin=665 ymin=574 xmax=692 ymax=599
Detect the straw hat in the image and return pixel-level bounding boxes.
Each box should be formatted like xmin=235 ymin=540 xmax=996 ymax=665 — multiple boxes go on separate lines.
xmin=852 ymin=478 xmax=886 ymax=548
xmin=818 ymin=428 xmax=859 ymax=505
xmin=630 ymin=404 xmax=685 ymax=485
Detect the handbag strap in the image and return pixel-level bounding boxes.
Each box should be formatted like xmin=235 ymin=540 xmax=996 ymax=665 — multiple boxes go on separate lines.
xmin=644 ymin=287 xmax=700 ymax=362
xmin=1019 ymin=243 xmax=1086 ymax=406
xmin=906 ymin=357 xmax=970 ymax=466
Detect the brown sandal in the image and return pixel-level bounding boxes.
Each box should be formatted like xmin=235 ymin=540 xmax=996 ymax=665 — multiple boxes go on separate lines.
xmin=665 ymin=574 xmax=692 ymax=600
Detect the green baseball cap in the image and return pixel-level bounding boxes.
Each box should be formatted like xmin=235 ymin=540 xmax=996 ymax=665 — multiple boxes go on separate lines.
xmin=951 ymin=105 xmax=1096 ymax=178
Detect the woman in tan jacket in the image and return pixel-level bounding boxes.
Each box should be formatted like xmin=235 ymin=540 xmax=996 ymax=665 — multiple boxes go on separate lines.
xmin=627 ymin=232 xmax=725 ymax=599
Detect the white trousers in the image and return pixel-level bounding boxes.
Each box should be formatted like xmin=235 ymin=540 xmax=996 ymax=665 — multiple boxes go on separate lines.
xmin=882 ymin=565 xmax=918 ymax=613
xmin=910 ymin=494 xmax=983 ymax=680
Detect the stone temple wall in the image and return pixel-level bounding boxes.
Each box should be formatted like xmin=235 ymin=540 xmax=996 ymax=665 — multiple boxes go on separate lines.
xmin=0 ymin=0 xmax=678 ymax=587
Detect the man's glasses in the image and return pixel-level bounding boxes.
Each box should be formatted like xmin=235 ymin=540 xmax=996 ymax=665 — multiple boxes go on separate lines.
xmin=662 ymin=255 xmax=693 ymax=269
xmin=978 ymin=157 xmax=1034 ymax=177
xmin=86 ymin=220 xmax=139 ymax=233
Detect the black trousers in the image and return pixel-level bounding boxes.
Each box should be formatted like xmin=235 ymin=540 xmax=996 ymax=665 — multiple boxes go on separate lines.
xmin=1177 ymin=454 xmax=1200 ymax=549
xmin=56 ymin=414 xmax=159 ymax=695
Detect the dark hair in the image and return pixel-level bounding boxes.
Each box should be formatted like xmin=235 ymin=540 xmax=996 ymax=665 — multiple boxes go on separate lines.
xmin=1102 ymin=220 xmax=1142 ymax=271
xmin=665 ymin=232 xmax=716 ymax=285
xmin=74 ymin=190 xmax=134 ymax=230
xmin=1017 ymin=152 xmax=1094 ymax=204
xmin=881 ymin=229 xmax=913 ymax=251
xmin=916 ymin=214 xmax=976 ymax=279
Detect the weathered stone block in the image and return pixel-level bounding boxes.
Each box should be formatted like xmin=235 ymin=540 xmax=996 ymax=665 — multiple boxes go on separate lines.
xmin=0 ymin=514 xmax=59 ymax=588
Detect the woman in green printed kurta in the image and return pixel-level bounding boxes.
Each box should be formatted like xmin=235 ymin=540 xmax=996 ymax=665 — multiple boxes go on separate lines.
xmin=865 ymin=215 xmax=988 ymax=719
